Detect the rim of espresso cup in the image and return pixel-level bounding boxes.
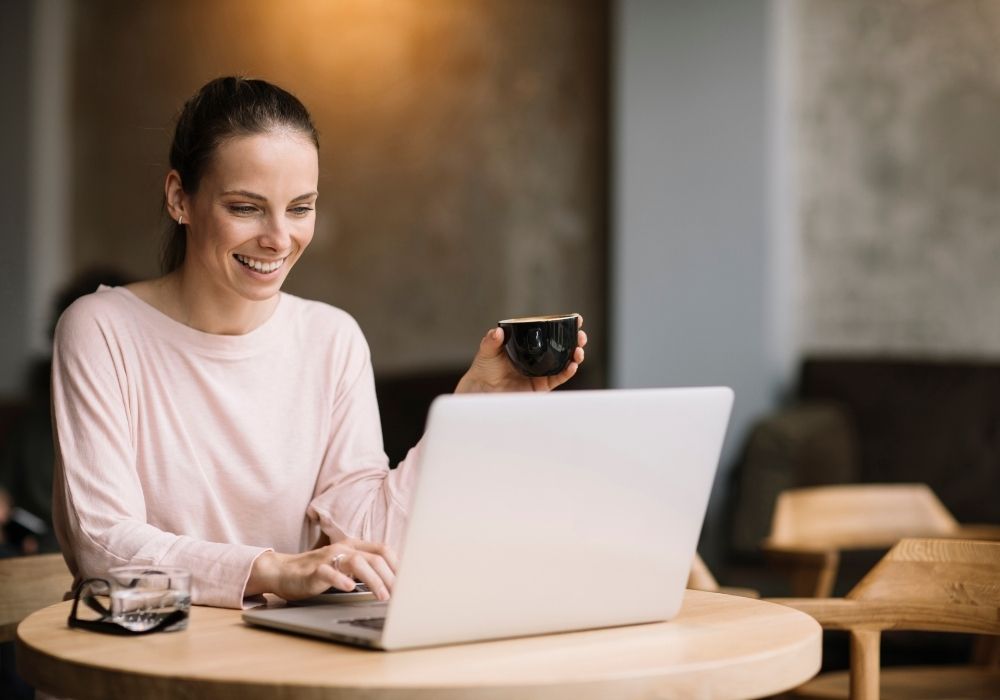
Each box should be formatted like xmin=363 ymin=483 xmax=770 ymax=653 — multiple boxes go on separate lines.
xmin=498 ymin=312 xmax=580 ymax=324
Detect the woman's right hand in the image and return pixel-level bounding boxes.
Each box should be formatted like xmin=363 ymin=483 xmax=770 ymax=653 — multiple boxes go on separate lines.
xmin=246 ymin=538 xmax=398 ymax=602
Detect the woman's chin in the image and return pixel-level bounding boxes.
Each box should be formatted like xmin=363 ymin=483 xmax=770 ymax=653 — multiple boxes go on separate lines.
xmin=229 ymin=264 xmax=290 ymax=300
xmin=228 ymin=275 xmax=285 ymax=303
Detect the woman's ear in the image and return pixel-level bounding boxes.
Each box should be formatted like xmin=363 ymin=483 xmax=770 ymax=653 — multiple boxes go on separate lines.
xmin=164 ymin=170 xmax=188 ymax=223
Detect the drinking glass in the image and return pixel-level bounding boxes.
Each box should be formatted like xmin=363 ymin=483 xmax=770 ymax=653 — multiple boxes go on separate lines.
xmin=106 ymin=566 xmax=191 ymax=632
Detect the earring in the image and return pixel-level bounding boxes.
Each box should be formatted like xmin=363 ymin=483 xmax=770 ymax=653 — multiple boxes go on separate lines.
xmin=178 ymin=215 xmax=184 ymax=225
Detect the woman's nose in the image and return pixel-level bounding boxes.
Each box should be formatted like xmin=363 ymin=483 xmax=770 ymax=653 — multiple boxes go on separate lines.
xmin=257 ymin=214 xmax=292 ymax=251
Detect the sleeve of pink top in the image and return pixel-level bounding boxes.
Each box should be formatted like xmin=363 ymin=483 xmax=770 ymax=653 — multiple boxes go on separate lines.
xmin=306 ymin=331 xmax=420 ymax=553
xmin=51 ymin=305 xmax=269 ymax=609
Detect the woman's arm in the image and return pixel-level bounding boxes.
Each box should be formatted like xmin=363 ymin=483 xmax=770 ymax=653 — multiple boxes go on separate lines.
xmin=306 ymin=326 xmax=418 ymax=552
xmin=52 ymin=301 xmax=269 ymax=608
xmin=306 ymin=316 xmax=587 ymax=552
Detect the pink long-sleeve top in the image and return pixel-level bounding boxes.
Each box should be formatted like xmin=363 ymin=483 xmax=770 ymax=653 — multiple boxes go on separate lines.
xmin=51 ymin=286 xmax=419 ymax=608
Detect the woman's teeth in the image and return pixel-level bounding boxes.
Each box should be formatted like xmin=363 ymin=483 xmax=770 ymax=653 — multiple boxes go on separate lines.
xmin=235 ymin=254 xmax=284 ymax=274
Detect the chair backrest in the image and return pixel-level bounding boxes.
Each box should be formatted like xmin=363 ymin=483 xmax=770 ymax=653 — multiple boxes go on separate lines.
xmin=846 ymin=538 xmax=1000 ymax=635
xmin=0 ymin=553 xmax=72 ymax=642
xmin=766 ymin=483 xmax=959 ymax=551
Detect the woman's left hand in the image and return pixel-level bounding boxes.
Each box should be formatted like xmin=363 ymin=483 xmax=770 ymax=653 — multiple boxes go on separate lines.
xmin=455 ymin=316 xmax=587 ymax=394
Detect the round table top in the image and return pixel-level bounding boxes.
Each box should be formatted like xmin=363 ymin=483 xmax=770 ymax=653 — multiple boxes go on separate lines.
xmin=18 ymin=590 xmax=821 ymax=700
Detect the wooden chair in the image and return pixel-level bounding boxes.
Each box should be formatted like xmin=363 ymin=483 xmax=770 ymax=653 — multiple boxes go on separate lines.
xmin=687 ymin=553 xmax=719 ymax=591
xmin=762 ymin=483 xmax=1000 ymax=598
xmin=771 ymin=538 xmax=1000 ymax=700
xmin=687 ymin=553 xmax=759 ymax=598
xmin=0 ymin=553 xmax=72 ymax=642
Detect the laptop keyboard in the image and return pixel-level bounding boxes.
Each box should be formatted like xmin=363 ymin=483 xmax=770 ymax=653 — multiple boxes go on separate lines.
xmin=339 ymin=616 xmax=385 ymax=631
xmin=323 ymin=582 xmax=370 ymax=595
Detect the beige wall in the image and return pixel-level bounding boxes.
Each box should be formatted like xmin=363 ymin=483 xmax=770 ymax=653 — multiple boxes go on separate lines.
xmin=796 ymin=0 xmax=1000 ymax=357
xmin=72 ymin=0 xmax=607 ymax=380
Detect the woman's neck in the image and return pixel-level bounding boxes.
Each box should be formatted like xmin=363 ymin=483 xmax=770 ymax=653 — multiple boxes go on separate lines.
xmin=129 ymin=268 xmax=279 ymax=335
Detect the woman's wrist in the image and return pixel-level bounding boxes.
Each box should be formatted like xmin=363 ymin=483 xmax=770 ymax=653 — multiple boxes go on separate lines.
xmin=246 ymin=550 xmax=282 ymax=597
xmin=455 ymin=372 xmax=485 ymax=394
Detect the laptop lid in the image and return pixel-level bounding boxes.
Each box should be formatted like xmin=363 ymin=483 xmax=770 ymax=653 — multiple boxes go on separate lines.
xmin=375 ymin=386 xmax=732 ymax=650
xmin=243 ymin=387 xmax=732 ymax=649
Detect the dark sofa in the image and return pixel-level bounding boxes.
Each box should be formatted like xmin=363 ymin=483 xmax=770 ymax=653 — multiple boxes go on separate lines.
xmin=729 ymin=356 xmax=1000 ymax=562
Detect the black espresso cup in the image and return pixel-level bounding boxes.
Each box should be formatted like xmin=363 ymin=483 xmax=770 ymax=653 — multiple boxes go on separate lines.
xmin=498 ymin=313 xmax=580 ymax=377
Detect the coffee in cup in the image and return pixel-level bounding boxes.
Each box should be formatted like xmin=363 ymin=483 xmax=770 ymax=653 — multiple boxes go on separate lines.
xmin=498 ymin=313 xmax=580 ymax=377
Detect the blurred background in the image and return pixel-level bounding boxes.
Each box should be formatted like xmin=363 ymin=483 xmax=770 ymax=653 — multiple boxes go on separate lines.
xmin=2 ymin=0 xmax=1000 ymax=587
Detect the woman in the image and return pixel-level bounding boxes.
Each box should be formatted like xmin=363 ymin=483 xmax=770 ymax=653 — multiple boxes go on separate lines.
xmin=51 ymin=77 xmax=586 ymax=609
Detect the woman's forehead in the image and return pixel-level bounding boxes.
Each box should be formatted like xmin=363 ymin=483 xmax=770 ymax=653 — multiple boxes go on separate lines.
xmin=204 ymin=131 xmax=318 ymax=193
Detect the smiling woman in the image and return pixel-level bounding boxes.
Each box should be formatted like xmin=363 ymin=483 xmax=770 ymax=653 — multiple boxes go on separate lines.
xmin=139 ymin=79 xmax=321 ymax=334
xmin=153 ymin=130 xmax=319 ymax=332
xmin=49 ymin=77 xmax=587 ymax=610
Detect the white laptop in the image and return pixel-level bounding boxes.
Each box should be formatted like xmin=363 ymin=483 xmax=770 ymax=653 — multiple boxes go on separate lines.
xmin=242 ymin=386 xmax=733 ymax=650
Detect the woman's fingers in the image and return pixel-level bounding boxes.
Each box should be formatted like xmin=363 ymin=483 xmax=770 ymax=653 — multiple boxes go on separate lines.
xmin=321 ymin=562 xmax=357 ymax=593
xmin=343 ymin=553 xmax=390 ymax=601
xmin=363 ymin=551 xmax=396 ymax=592
xmin=257 ymin=542 xmax=399 ymax=602
xmin=545 ymin=330 xmax=586 ymax=390
xmin=479 ymin=327 xmax=504 ymax=357
xmin=325 ymin=539 xmax=397 ymax=601
xmin=542 ymin=361 xmax=579 ymax=391
xmin=340 ymin=539 xmax=400 ymax=573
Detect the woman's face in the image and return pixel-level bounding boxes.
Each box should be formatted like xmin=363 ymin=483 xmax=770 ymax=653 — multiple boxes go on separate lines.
xmin=180 ymin=130 xmax=319 ymax=302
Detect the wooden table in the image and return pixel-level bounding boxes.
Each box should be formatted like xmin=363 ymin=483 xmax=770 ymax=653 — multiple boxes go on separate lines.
xmin=17 ymin=590 xmax=821 ymax=699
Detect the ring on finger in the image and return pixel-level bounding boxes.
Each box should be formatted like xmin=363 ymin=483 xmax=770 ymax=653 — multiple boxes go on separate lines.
xmin=332 ymin=553 xmax=347 ymax=573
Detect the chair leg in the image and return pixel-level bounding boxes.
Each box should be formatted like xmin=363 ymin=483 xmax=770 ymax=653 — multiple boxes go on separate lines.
xmin=849 ymin=629 xmax=880 ymax=700
xmin=971 ymin=635 xmax=1000 ymax=667
xmin=790 ymin=550 xmax=840 ymax=598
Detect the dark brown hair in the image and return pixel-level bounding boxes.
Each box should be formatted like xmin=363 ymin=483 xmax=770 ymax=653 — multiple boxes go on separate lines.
xmin=161 ymin=77 xmax=319 ymax=273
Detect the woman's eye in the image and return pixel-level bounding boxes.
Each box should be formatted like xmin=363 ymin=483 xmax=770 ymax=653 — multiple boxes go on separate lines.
xmin=228 ymin=205 xmax=258 ymax=216
xmin=290 ymin=206 xmax=314 ymax=216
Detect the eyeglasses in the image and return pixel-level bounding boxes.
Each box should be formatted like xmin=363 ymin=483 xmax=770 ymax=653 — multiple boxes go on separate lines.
xmin=68 ymin=576 xmax=189 ymax=636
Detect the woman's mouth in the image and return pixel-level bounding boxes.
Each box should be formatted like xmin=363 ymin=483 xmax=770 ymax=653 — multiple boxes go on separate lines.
xmin=234 ymin=254 xmax=286 ymax=274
